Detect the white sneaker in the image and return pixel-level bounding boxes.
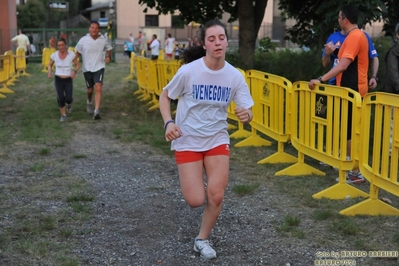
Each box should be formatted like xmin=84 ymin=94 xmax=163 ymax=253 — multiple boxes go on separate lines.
xmin=66 ymin=104 xmax=72 ymax=113
xmin=87 ymin=102 xmax=93 ymax=114
xmin=93 ymin=109 xmax=101 ymax=120
xmin=193 ymin=239 xmax=216 ymax=259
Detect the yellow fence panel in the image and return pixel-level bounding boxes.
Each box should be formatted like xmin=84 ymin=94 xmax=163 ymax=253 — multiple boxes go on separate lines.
xmin=156 ymin=59 xmax=180 ymax=96
xmin=237 ymin=70 xmax=296 ymax=164
xmin=0 ymin=55 xmax=14 ymax=94
xmin=15 ymin=48 xmax=30 ymax=77
xmin=277 ymin=81 xmax=368 ymax=199
xmin=146 ymin=59 xmax=159 ymax=110
xmin=135 ymin=56 xmax=151 ymax=101
xmin=227 ymin=68 xmax=252 ymax=139
xmin=4 ymin=51 xmax=17 ymax=86
xmin=0 ymin=56 xmax=8 ymax=98
xmin=124 ymin=53 xmax=135 ymax=80
xmin=41 ymin=47 xmax=55 ymax=73
xmin=341 ymin=92 xmax=399 ymax=215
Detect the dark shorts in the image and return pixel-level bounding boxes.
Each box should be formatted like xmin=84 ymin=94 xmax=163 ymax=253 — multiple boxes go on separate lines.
xmin=83 ymin=68 xmax=105 ymax=88
xmin=151 ymin=55 xmax=158 ymax=60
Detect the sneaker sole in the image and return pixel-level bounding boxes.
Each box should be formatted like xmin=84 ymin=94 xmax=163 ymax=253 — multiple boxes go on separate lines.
xmin=93 ymin=114 xmax=101 ymax=120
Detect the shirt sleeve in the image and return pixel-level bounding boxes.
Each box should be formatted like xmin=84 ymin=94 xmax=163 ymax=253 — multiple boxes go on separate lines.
xmin=232 ymin=72 xmax=254 ymax=109
xmin=163 ymin=66 xmax=188 ymax=100
xmin=364 ymin=32 xmax=378 ymax=58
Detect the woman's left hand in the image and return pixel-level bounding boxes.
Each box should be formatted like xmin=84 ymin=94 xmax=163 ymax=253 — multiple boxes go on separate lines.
xmin=234 ymin=107 xmax=252 ymax=123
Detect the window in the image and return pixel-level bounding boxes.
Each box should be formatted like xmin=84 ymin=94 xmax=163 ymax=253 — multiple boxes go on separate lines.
xmin=171 ymin=15 xmax=184 ymax=29
xmin=145 ymin=15 xmax=159 ymax=27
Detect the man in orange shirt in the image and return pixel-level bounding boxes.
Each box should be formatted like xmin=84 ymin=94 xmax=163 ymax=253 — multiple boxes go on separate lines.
xmin=309 ymin=4 xmax=369 ymax=184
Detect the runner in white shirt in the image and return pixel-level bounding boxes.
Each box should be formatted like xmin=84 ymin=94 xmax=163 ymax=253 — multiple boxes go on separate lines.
xmin=75 ymin=21 xmax=112 ymax=120
xmin=149 ymin=34 xmax=160 ymax=60
xmin=159 ymin=20 xmax=254 ymax=260
xmin=165 ymin=33 xmax=177 ymax=59
xmin=48 ymin=38 xmax=80 ymax=122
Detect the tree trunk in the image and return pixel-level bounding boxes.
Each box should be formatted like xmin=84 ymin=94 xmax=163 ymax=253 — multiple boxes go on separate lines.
xmin=237 ymin=0 xmax=268 ymax=70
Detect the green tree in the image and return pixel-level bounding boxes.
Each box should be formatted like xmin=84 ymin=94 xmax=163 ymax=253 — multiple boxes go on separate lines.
xmin=138 ymin=0 xmax=268 ymax=70
xmin=17 ymin=0 xmax=46 ymax=29
xmin=382 ymin=0 xmax=399 ymax=40
xmin=278 ymin=0 xmax=386 ymax=49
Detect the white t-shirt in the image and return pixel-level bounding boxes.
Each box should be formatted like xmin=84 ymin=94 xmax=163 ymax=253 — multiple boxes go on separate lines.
xmin=11 ymin=34 xmax=30 ymax=52
xmin=50 ymin=50 xmax=76 ymax=77
xmin=150 ymin=39 xmax=160 ymax=56
xmin=164 ymin=58 xmax=254 ymax=151
xmin=75 ymin=34 xmax=112 ymax=72
xmin=165 ymin=37 xmax=175 ymax=54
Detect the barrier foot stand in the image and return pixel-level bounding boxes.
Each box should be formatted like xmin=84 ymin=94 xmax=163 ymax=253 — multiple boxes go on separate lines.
xmin=340 ymin=198 xmax=399 ymax=216
xmin=258 ymin=142 xmax=297 ymax=164
xmin=134 ymin=88 xmax=145 ymax=95
xmin=228 ymin=123 xmax=238 ymax=130
xmin=340 ymin=183 xmax=399 ymax=216
xmin=146 ymin=97 xmax=159 ymax=108
xmin=148 ymin=102 xmax=159 ymax=111
xmin=230 ymin=128 xmax=252 ymax=139
xmin=139 ymin=93 xmax=151 ymax=102
xmin=41 ymin=67 xmax=48 ymax=73
xmin=230 ymin=122 xmax=251 ymax=139
xmin=124 ymin=74 xmax=134 ymax=80
xmin=234 ymin=134 xmax=272 ymax=147
xmin=0 ymin=92 xmax=6 ymax=99
xmin=313 ymin=170 xmax=368 ymax=199
xmin=21 ymin=70 xmax=30 ymax=77
xmin=275 ymin=152 xmax=325 ymax=176
xmin=0 ymin=86 xmax=15 ymax=94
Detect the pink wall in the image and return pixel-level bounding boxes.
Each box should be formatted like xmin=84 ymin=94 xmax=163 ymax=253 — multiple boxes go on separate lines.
xmin=0 ymin=0 xmax=17 ymax=53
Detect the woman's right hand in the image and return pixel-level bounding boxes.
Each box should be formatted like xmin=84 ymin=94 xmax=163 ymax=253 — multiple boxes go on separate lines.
xmin=165 ymin=123 xmax=183 ymax=142
xmin=47 ymin=72 xmax=53 ymax=78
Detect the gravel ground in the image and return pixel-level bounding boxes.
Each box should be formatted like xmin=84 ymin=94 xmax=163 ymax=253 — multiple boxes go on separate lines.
xmin=61 ymin=123 xmax=318 ymax=266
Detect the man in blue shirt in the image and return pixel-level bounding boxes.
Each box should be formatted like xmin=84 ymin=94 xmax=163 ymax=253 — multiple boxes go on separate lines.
xmin=322 ymin=29 xmax=379 ymax=89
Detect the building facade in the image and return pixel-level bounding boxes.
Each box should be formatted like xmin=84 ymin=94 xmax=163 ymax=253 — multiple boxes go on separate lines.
xmin=0 ymin=0 xmax=17 ymax=53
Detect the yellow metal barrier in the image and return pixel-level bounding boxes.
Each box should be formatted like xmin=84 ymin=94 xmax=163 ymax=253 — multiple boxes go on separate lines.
xmin=0 ymin=55 xmax=14 ymax=94
xmin=135 ymin=56 xmax=158 ymax=110
xmin=124 ymin=53 xmax=135 ymax=80
xmin=0 ymin=56 xmax=8 ymax=98
xmin=341 ymin=92 xmax=399 ymax=215
xmin=15 ymin=48 xmax=30 ymax=77
xmin=41 ymin=47 xmax=56 ymax=73
xmin=146 ymin=59 xmax=159 ymax=110
xmin=158 ymin=49 xmax=165 ymax=60
xmin=278 ymin=81 xmax=367 ymax=199
xmin=227 ymin=68 xmax=252 ymax=138
xmin=235 ymin=70 xmax=283 ymax=148
xmin=236 ymin=70 xmax=297 ymax=164
xmin=135 ymin=56 xmax=148 ymax=97
xmin=4 ymin=51 xmax=17 ymax=85
xmin=155 ymin=59 xmax=180 ymax=95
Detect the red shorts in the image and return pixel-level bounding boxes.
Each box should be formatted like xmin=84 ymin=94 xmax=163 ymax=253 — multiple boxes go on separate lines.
xmin=174 ymin=144 xmax=230 ymax=164
xmin=166 ymin=53 xmax=173 ymax=58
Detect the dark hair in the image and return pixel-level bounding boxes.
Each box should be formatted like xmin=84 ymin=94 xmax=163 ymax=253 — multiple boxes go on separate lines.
xmin=168 ymin=33 xmax=171 ymax=38
xmin=182 ymin=20 xmax=228 ymax=64
xmin=340 ymin=4 xmax=359 ymax=24
xmin=57 ymin=38 xmax=67 ymax=45
xmin=153 ymin=34 xmax=157 ymax=39
xmin=90 ymin=21 xmax=100 ymax=28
